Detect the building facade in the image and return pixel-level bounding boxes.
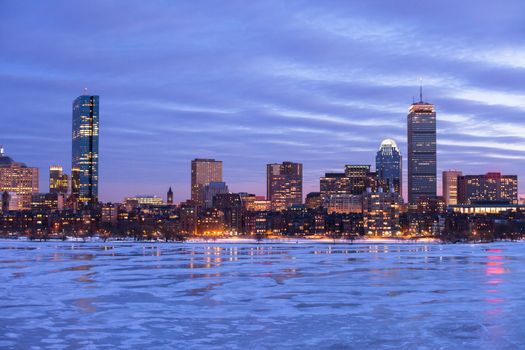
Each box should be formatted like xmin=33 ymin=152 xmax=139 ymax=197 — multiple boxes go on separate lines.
xmin=267 ymin=162 xmax=302 ymax=211
xmin=49 ymin=166 xmax=69 ymax=194
xmin=362 ymin=189 xmax=401 ymax=237
xmin=457 ymin=173 xmax=518 ymax=205
xmin=200 ymin=181 xmax=229 ymax=208
xmin=376 ymin=139 xmax=402 ymax=196
xmin=191 ymin=159 xmax=222 ymax=206
xmin=442 ymin=170 xmax=463 ymax=206
xmin=72 ymin=94 xmax=99 ymax=205
xmin=0 ymin=147 xmax=39 ymax=210
xmin=407 ymin=93 xmax=436 ymax=204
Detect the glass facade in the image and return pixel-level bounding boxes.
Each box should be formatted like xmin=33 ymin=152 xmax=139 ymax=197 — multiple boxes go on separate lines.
xmin=71 ymin=95 xmax=99 ymax=205
xmin=407 ymin=101 xmax=436 ymax=204
xmin=376 ymin=139 xmax=402 ymax=195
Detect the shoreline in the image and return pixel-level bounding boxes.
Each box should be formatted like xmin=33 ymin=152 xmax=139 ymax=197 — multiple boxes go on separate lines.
xmin=0 ymin=236 xmax=523 ymax=245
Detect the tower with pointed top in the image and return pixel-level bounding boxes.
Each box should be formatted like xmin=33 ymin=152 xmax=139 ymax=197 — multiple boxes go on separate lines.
xmin=167 ymin=187 xmax=174 ymax=205
xmin=407 ymin=84 xmax=437 ymax=204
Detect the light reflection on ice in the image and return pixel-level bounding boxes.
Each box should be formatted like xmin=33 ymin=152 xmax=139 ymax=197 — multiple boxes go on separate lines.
xmin=0 ymin=242 xmax=524 ymax=349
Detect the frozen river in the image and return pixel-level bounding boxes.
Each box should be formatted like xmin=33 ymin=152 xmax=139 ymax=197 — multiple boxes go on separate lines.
xmin=1 ymin=241 xmax=524 ymax=349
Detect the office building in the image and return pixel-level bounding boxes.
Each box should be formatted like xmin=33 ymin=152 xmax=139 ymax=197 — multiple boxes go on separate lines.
xmin=442 ymin=170 xmax=463 ymax=206
xmin=305 ymin=192 xmax=323 ymax=209
xmin=267 ymin=162 xmax=302 ymax=211
xmin=323 ymin=194 xmax=362 ymax=214
xmin=49 ymin=166 xmax=69 ymax=194
xmin=320 ymin=173 xmax=350 ymax=199
xmin=200 ymin=181 xmax=228 ymax=208
xmin=457 ymin=173 xmax=518 ymax=205
xmin=191 ymin=159 xmax=222 ymax=206
xmin=0 ymin=146 xmax=39 ymax=210
xmin=344 ymin=165 xmax=380 ymax=194
xmin=72 ymin=94 xmax=99 ymax=205
xmin=407 ymin=87 xmax=436 ymax=203
xmin=363 ymin=189 xmax=401 ymax=237
xmin=376 ymin=139 xmax=402 ymax=195
xmin=31 ymin=193 xmax=65 ymax=211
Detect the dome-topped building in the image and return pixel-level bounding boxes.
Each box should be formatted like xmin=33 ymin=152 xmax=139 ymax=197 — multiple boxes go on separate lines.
xmin=376 ymin=139 xmax=402 ymax=196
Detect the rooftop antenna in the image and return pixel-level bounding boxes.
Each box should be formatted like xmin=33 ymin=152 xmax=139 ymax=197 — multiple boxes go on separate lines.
xmin=419 ymin=77 xmax=423 ymax=102
xmin=0 ymin=145 xmax=4 ymax=156
xmin=83 ymin=87 xmax=88 ymax=95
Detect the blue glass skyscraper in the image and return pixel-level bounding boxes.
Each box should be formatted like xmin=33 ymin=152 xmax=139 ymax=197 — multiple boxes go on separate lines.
xmin=376 ymin=139 xmax=402 ymax=196
xmin=72 ymin=94 xmax=99 ymax=205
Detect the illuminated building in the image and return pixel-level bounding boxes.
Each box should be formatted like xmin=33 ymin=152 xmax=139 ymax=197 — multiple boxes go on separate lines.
xmin=0 ymin=146 xmax=39 ymax=210
xmin=415 ymin=195 xmax=446 ymax=214
xmin=362 ymin=189 xmax=401 ymax=236
xmin=2 ymin=191 xmax=13 ymax=212
xmin=457 ymin=173 xmax=518 ymax=205
xmin=305 ymin=192 xmax=323 ymax=209
xmin=213 ymin=193 xmax=243 ymax=233
xmin=323 ymin=194 xmax=362 ymax=214
xmin=197 ymin=208 xmax=224 ymax=235
xmin=167 ymin=187 xmax=174 ymax=205
xmin=200 ymin=181 xmax=228 ymax=208
xmin=345 ymin=165 xmax=377 ymax=195
xmin=124 ymin=195 xmax=164 ymax=207
xmin=31 ymin=193 xmax=65 ymax=211
xmin=442 ymin=170 xmax=462 ymax=206
xmin=376 ymin=139 xmax=402 ymax=195
xmin=191 ymin=158 xmax=222 ymax=206
xmin=450 ymin=202 xmax=523 ymax=214
xmin=179 ymin=200 xmax=198 ymax=235
xmin=101 ymin=203 xmax=119 ymax=224
xmin=320 ymin=173 xmax=350 ymax=198
xmin=267 ymin=162 xmax=302 ymax=211
xmin=407 ymin=86 xmax=436 ymax=204
xmin=49 ymin=166 xmax=69 ymax=194
xmin=72 ymin=94 xmax=99 ymax=205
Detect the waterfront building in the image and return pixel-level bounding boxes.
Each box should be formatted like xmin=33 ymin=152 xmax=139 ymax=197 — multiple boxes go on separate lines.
xmin=101 ymin=203 xmax=119 ymax=224
xmin=72 ymin=94 xmax=99 ymax=205
xmin=191 ymin=159 xmax=222 ymax=206
xmin=376 ymin=139 xmax=402 ymax=195
xmin=167 ymin=187 xmax=174 ymax=205
xmin=213 ymin=193 xmax=243 ymax=234
xmin=407 ymin=87 xmax=437 ymax=204
xmin=200 ymin=181 xmax=228 ymax=208
xmin=197 ymin=208 xmax=224 ymax=235
xmin=267 ymin=162 xmax=302 ymax=211
xmin=442 ymin=170 xmax=463 ymax=206
xmin=362 ymin=189 xmax=401 ymax=236
xmin=457 ymin=173 xmax=518 ymax=205
xmin=0 ymin=147 xmax=39 ymax=210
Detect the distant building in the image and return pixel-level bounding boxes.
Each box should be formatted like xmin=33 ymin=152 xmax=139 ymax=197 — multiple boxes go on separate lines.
xmin=72 ymin=94 xmax=99 ymax=205
xmin=442 ymin=170 xmax=463 ymax=206
xmin=324 ymin=194 xmax=362 ymax=214
xmin=1 ymin=191 xmax=14 ymax=212
xmin=267 ymin=162 xmax=302 ymax=211
xmin=376 ymin=139 xmax=402 ymax=195
xmin=320 ymin=173 xmax=350 ymax=198
xmin=191 ymin=159 xmax=222 ymax=206
xmin=305 ymin=192 xmax=323 ymax=209
xmin=124 ymin=195 xmax=164 ymax=207
xmin=344 ymin=165 xmax=377 ymax=195
xmin=457 ymin=173 xmax=518 ymax=205
xmin=213 ymin=193 xmax=243 ymax=234
xmin=167 ymin=187 xmax=174 ymax=205
xmin=407 ymin=88 xmax=436 ymax=204
xmin=49 ymin=166 xmax=69 ymax=194
xmin=0 ymin=147 xmax=39 ymax=210
xmin=363 ymin=189 xmax=401 ymax=236
xmin=101 ymin=203 xmax=119 ymax=224
xmin=200 ymin=181 xmax=228 ymax=208
xmin=31 ymin=193 xmax=65 ymax=211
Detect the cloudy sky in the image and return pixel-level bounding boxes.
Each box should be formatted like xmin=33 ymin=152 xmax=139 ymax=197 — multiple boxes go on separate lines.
xmin=1 ymin=1 xmax=525 ymax=202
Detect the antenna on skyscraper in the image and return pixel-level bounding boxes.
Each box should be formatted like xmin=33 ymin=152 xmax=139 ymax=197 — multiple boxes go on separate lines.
xmin=419 ymin=77 xmax=423 ymax=102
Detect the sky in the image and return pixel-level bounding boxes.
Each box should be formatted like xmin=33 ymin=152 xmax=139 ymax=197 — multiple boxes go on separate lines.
xmin=1 ymin=0 xmax=525 ymax=203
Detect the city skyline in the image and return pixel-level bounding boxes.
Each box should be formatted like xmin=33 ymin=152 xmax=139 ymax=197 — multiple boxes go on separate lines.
xmin=2 ymin=1 xmax=525 ymax=202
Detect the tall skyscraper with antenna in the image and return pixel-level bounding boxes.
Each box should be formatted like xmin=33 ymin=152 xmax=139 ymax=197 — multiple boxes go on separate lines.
xmin=407 ymin=82 xmax=437 ymax=204
xmin=72 ymin=92 xmax=99 ymax=205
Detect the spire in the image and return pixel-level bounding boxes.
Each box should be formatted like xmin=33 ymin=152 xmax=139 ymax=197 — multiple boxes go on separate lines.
xmin=419 ymin=77 xmax=423 ymax=102
xmin=0 ymin=145 xmax=4 ymax=156
xmin=83 ymin=87 xmax=89 ymax=95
